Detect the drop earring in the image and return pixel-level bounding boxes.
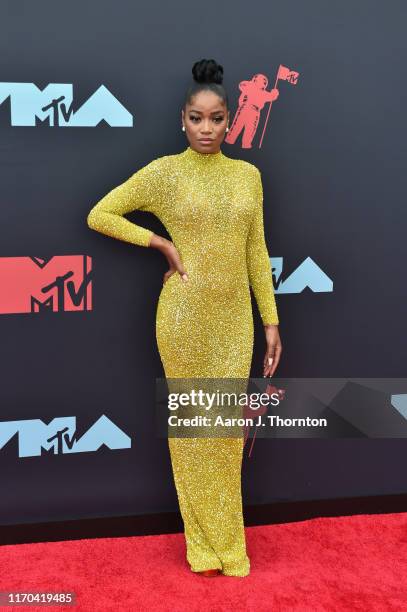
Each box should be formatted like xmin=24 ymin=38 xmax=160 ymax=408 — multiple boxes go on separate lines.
xmin=225 ymin=126 xmax=229 ymax=132
xmin=182 ymin=125 xmax=185 ymax=132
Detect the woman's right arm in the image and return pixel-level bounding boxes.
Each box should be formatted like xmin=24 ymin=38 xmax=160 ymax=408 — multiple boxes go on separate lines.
xmin=87 ymin=158 xmax=165 ymax=248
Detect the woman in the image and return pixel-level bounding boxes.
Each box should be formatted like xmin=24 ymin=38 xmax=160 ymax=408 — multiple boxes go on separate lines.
xmin=87 ymin=58 xmax=282 ymax=577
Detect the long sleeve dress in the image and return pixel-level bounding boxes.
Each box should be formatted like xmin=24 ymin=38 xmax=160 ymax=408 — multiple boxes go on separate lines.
xmin=87 ymin=145 xmax=279 ymax=577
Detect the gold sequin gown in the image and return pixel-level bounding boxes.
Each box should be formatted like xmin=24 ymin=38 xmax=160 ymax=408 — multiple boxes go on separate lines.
xmin=87 ymin=145 xmax=279 ymax=577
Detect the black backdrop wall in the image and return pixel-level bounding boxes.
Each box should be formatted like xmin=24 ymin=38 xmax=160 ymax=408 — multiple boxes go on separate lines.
xmin=0 ymin=0 xmax=406 ymax=526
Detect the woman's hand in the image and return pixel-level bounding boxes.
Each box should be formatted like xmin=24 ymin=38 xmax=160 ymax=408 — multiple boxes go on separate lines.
xmin=263 ymin=324 xmax=282 ymax=378
xmin=149 ymin=234 xmax=189 ymax=284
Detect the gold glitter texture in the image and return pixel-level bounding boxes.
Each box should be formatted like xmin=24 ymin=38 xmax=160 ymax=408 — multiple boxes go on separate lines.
xmin=87 ymin=145 xmax=279 ymax=577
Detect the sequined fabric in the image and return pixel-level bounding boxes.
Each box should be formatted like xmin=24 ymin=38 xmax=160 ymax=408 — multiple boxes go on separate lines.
xmin=87 ymin=145 xmax=279 ymax=577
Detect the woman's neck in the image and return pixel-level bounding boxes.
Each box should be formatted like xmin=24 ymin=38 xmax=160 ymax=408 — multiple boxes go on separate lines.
xmin=183 ymin=145 xmax=224 ymax=162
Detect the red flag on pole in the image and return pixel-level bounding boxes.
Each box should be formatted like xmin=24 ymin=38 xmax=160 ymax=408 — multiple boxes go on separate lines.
xmin=259 ymin=64 xmax=300 ymax=148
xmin=277 ymin=64 xmax=299 ymax=84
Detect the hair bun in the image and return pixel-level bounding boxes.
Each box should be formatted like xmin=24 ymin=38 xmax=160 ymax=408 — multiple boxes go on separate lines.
xmin=192 ymin=59 xmax=224 ymax=85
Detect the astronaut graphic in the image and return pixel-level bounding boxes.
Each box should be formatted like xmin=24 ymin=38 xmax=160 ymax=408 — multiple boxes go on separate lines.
xmin=225 ymin=73 xmax=279 ymax=149
xmin=225 ymin=65 xmax=299 ymax=149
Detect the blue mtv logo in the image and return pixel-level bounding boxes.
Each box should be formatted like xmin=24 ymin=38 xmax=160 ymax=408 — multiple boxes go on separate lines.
xmin=0 ymin=83 xmax=133 ymax=126
xmin=0 ymin=415 xmax=131 ymax=457
xmin=272 ymin=257 xmax=333 ymax=293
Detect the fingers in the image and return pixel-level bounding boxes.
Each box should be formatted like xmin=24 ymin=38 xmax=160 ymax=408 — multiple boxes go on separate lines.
xmin=163 ymin=270 xmax=174 ymax=285
xmin=263 ymin=343 xmax=282 ymax=377
xmin=269 ymin=344 xmax=282 ymax=377
xmin=263 ymin=354 xmax=272 ymax=374
xmin=163 ymin=267 xmax=189 ymax=285
xmin=263 ymin=351 xmax=274 ymax=377
xmin=166 ymin=245 xmax=188 ymax=282
xmin=269 ymin=354 xmax=280 ymax=378
xmin=178 ymin=266 xmax=189 ymax=282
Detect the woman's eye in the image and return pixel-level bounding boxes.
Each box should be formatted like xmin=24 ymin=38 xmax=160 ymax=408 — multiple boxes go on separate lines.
xmin=190 ymin=116 xmax=200 ymax=122
xmin=214 ymin=117 xmax=224 ymax=123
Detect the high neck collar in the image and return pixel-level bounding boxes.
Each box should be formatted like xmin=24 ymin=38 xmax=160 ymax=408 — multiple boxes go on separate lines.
xmin=183 ymin=145 xmax=224 ymax=163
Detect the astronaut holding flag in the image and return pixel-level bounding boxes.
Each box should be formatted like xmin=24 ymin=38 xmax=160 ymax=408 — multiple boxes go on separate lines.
xmin=225 ymin=65 xmax=299 ymax=148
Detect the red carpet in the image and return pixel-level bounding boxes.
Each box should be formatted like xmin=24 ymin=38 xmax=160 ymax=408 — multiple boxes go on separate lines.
xmin=1 ymin=512 xmax=406 ymax=611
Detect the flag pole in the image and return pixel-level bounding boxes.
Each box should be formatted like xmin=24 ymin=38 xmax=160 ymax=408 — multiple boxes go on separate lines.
xmin=259 ymin=66 xmax=281 ymax=149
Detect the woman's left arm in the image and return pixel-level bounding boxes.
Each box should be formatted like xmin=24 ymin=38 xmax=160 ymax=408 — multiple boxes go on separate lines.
xmin=246 ymin=166 xmax=282 ymax=377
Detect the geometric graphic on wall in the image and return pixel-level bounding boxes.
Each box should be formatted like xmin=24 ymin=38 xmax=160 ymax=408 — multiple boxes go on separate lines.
xmin=272 ymin=256 xmax=333 ymax=294
xmin=0 ymin=83 xmax=133 ymax=127
xmin=0 ymin=255 xmax=92 ymax=314
xmin=0 ymin=415 xmax=131 ymax=458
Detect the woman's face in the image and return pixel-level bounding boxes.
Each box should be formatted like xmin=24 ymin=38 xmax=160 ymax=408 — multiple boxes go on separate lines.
xmin=182 ymin=90 xmax=229 ymax=154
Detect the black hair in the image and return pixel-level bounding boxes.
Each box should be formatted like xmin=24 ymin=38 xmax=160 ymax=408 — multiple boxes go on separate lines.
xmin=184 ymin=58 xmax=229 ymax=110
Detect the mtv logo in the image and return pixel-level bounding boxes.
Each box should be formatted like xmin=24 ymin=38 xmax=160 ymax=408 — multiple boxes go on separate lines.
xmin=0 ymin=415 xmax=131 ymax=458
xmin=0 ymin=255 xmax=92 ymax=315
xmin=0 ymin=83 xmax=133 ymax=127
xmin=272 ymin=257 xmax=333 ymax=294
